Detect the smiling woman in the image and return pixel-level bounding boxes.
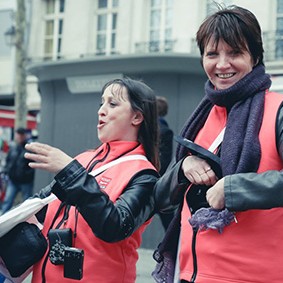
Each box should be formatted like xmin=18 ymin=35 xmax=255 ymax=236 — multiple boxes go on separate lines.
xmin=203 ymin=39 xmax=253 ymax=90
xmin=153 ymin=5 xmax=283 ymax=283
xmin=22 ymin=77 xmax=160 ymax=283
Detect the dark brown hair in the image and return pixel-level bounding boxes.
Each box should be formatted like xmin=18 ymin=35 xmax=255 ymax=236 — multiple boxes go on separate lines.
xmin=102 ymin=78 xmax=160 ymax=170
xmin=196 ymin=5 xmax=264 ymax=66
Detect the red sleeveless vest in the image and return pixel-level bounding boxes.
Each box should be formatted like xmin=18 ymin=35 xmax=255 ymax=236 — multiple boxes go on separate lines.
xmin=179 ymin=92 xmax=283 ymax=283
xmin=32 ymin=141 xmax=156 ymax=283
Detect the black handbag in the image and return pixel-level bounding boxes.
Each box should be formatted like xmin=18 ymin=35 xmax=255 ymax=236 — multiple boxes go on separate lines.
xmin=0 ymin=221 xmax=48 ymax=277
xmin=174 ymin=136 xmax=222 ymax=214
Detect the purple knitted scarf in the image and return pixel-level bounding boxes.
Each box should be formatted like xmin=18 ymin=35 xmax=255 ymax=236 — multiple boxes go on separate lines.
xmin=177 ymin=64 xmax=271 ymax=232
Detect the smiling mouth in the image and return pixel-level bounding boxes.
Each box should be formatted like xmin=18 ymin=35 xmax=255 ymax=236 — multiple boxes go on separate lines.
xmin=217 ymin=73 xmax=235 ymax=79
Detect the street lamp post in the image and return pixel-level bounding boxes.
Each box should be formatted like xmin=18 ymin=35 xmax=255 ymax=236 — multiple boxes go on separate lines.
xmin=4 ymin=0 xmax=27 ymax=130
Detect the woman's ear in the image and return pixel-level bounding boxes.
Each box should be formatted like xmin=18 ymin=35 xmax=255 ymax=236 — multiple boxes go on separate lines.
xmin=132 ymin=111 xmax=144 ymax=126
xmin=254 ymin=58 xmax=259 ymax=67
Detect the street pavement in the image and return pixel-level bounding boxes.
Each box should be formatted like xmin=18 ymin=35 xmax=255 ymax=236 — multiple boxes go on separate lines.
xmin=22 ymin=248 xmax=156 ymax=283
xmin=136 ymin=248 xmax=156 ymax=283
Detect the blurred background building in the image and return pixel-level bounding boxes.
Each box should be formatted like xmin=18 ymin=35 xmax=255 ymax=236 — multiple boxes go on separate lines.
xmin=1 ymin=0 xmax=283 ymax=247
xmin=1 ymin=0 xmax=283 ymax=109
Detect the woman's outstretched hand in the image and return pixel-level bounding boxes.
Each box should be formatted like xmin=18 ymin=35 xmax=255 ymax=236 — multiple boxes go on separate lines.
xmin=25 ymin=142 xmax=74 ymax=174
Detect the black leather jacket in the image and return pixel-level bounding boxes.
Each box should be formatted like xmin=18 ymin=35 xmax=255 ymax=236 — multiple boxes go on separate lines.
xmin=5 ymin=140 xmax=35 ymax=183
xmin=155 ymin=105 xmax=283 ymax=213
xmin=36 ymin=160 xmax=159 ymax=243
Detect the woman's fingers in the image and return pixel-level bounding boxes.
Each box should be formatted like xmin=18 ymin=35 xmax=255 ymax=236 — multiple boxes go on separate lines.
xmin=182 ymin=155 xmax=217 ymax=185
xmin=206 ymin=178 xmax=225 ymax=209
xmin=24 ymin=152 xmax=49 ymax=163
xmin=24 ymin=142 xmax=73 ymax=173
xmin=25 ymin=142 xmax=50 ymax=156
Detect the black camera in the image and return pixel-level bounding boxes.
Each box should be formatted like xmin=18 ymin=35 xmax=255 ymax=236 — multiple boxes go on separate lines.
xmin=64 ymin=247 xmax=84 ymax=280
xmin=47 ymin=228 xmax=72 ymax=265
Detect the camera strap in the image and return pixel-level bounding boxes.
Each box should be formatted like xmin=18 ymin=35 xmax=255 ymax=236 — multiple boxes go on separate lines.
xmin=41 ymin=202 xmax=67 ymax=283
xmin=73 ymin=207 xmax=79 ymax=246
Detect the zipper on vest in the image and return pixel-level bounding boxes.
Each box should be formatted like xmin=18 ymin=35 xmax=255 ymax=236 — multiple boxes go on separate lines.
xmin=233 ymin=213 xmax=238 ymax=223
xmin=189 ymin=227 xmax=198 ymax=283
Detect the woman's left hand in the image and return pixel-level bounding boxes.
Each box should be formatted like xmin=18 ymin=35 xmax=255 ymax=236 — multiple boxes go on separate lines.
xmin=206 ymin=177 xmax=225 ymax=209
xmin=24 ymin=142 xmax=74 ymax=174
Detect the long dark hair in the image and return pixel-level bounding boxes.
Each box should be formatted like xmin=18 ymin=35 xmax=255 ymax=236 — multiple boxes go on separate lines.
xmin=196 ymin=5 xmax=264 ymax=66
xmin=101 ymin=77 xmax=160 ymax=170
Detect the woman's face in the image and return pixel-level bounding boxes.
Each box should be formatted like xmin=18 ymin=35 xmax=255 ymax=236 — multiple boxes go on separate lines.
xmin=203 ymin=38 xmax=254 ymax=90
xmin=97 ymin=84 xmax=143 ymax=143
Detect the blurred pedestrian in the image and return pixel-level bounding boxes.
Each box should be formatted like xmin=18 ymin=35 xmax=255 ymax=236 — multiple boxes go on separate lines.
xmin=0 ymin=128 xmax=9 ymax=171
xmin=156 ymin=96 xmax=175 ymax=231
xmin=157 ymin=96 xmax=173 ymax=176
xmin=1 ymin=128 xmax=34 ymax=214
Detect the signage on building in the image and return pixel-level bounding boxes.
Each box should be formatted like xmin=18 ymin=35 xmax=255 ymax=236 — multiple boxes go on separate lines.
xmin=66 ymin=74 xmax=123 ymax=94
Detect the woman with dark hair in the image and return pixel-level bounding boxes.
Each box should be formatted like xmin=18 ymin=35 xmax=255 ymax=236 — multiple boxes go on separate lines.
xmin=153 ymin=5 xmax=283 ymax=283
xmin=24 ymin=77 xmax=159 ymax=282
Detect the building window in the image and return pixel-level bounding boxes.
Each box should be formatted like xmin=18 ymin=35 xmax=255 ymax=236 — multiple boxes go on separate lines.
xmin=149 ymin=0 xmax=174 ymax=52
xmin=44 ymin=0 xmax=65 ymax=60
xmin=96 ymin=0 xmax=118 ymax=55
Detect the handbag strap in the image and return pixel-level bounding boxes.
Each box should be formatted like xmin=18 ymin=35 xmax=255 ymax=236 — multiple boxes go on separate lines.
xmin=208 ymin=127 xmax=226 ymax=153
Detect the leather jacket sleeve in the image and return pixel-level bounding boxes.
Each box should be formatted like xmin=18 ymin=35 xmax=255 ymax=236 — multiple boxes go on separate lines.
xmin=154 ymin=158 xmax=190 ymax=213
xmin=50 ymin=160 xmax=158 ymax=243
xmin=225 ymin=103 xmax=283 ymax=211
